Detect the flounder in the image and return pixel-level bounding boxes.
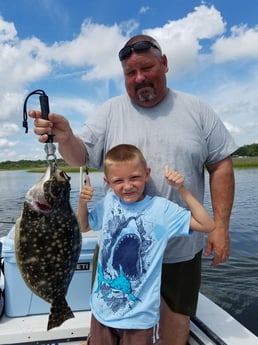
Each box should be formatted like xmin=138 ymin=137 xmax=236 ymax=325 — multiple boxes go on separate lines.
xmin=15 ymin=165 xmax=81 ymax=330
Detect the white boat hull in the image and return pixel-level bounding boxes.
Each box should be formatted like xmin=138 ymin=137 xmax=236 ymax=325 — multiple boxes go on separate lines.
xmin=1 ymin=235 xmax=258 ymax=345
xmin=0 ymin=292 xmax=258 ymax=345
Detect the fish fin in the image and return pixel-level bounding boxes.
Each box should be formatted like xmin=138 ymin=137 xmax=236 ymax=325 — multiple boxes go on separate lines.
xmin=47 ymin=298 xmax=74 ymax=331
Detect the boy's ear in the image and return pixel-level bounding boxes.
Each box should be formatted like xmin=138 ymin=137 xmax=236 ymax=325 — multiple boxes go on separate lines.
xmin=104 ymin=176 xmax=110 ymax=185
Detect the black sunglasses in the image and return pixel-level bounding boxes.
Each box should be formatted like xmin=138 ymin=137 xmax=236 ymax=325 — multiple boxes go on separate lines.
xmin=119 ymin=40 xmax=161 ymax=61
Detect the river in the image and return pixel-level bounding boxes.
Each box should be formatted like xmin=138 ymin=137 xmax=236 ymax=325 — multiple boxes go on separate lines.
xmin=0 ymin=168 xmax=257 ymax=336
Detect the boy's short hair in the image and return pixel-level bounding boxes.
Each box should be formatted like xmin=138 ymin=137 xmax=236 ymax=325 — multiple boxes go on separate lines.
xmin=104 ymin=144 xmax=147 ymax=174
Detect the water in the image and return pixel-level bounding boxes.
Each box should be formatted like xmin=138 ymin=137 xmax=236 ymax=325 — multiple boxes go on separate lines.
xmin=0 ymin=170 xmax=105 ymax=234
xmin=201 ymin=168 xmax=258 ymax=336
xmin=0 ymin=168 xmax=257 ymax=336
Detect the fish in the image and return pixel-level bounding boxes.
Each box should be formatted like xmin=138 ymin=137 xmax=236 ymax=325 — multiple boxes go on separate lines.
xmin=14 ymin=164 xmax=82 ymax=330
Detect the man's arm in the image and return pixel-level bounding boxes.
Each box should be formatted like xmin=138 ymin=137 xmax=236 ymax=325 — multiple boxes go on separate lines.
xmin=58 ymin=134 xmax=87 ymax=167
xmin=205 ymin=156 xmax=235 ymax=266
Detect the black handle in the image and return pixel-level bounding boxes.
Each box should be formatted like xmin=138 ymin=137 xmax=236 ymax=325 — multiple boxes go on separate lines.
xmin=39 ymin=93 xmax=53 ymax=143
xmin=39 ymin=94 xmax=50 ymax=120
xmin=23 ymin=89 xmax=52 ymax=136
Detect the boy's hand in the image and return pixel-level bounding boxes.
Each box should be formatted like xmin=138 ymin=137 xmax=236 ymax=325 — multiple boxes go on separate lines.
xmin=80 ymin=175 xmax=94 ymax=203
xmin=165 ymin=165 xmax=184 ymax=190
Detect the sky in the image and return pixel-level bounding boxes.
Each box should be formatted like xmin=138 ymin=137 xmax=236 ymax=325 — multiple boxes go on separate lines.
xmin=0 ymin=0 xmax=258 ymax=162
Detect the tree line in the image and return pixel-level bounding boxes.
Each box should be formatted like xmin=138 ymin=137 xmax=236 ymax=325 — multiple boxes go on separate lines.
xmin=0 ymin=159 xmax=69 ymax=170
xmin=233 ymin=143 xmax=258 ymax=157
xmin=0 ymin=144 xmax=258 ymax=170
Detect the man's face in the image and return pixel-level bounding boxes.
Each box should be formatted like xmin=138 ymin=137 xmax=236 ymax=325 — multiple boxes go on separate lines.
xmin=122 ymin=50 xmax=169 ymax=107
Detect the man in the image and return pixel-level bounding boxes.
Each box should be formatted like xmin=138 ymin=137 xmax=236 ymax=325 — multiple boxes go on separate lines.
xmin=30 ymin=34 xmax=237 ymax=345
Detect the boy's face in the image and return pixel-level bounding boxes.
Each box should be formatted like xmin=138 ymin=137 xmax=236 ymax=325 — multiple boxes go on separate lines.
xmin=104 ymin=161 xmax=151 ymax=203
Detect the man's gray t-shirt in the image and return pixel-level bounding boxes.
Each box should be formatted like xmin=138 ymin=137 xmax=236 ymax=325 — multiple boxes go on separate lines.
xmin=81 ymin=89 xmax=237 ymax=263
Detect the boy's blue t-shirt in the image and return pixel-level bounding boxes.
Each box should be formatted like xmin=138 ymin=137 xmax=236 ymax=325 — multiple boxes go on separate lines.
xmin=88 ymin=191 xmax=191 ymax=329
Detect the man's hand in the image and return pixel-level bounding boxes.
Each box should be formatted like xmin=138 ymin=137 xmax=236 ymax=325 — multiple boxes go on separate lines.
xmin=204 ymin=226 xmax=230 ymax=266
xmin=29 ymin=111 xmax=72 ymax=144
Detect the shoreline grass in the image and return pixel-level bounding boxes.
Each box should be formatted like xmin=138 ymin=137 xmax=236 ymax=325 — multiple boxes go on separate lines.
xmin=1 ymin=157 xmax=258 ymax=172
xmin=25 ymin=157 xmax=258 ymax=171
xmin=232 ymin=157 xmax=258 ymax=168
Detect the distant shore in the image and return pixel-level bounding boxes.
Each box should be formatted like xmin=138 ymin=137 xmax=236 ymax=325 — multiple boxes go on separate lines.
xmin=28 ymin=157 xmax=258 ymax=172
xmin=0 ymin=157 xmax=258 ymax=172
xmin=231 ymin=156 xmax=258 ymax=168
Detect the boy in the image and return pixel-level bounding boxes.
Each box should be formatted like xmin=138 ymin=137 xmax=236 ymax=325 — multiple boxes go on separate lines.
xmin=78 ymin=144 xmax=214 ymax=345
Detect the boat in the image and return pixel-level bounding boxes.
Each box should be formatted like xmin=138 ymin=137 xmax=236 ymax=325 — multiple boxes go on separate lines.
xmin=1 ymin=227 xmax=258 ymax=345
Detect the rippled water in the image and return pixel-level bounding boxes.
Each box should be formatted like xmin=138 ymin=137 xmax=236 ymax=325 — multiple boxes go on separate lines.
xmin=0 ymin=168 xmax=257 ymax=336
xmin=201 ymin=168 xmax=258 ymax=336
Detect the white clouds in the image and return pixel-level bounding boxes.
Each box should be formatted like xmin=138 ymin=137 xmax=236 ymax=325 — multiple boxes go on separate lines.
xmin=144 ymin=5 xmax=226 ymax=77
xmin=48 ymin=19 xmax=124 ymax=80
xmin=224 ymin=122 xmax=241 ymax=134
xmin=139 ymin=6 xmax=150 ymax=15
xmin=0 ymin=4 xmax=258 ymax=161
xmin=0 ymin=51 xmax=49 ymax=92
xmin=0 ymin=138 xmax=16 ymax=147
xmin=0 ymin=122 xmax=19 ymax=137
xmin=0 ymin=93 xmax=22 ymax=120
xmin=0 ymin=18 xmax=50 ymax=91
xmin=0 ymin=16 xmax=17 ymax=42
xmin=212 ymin=24 xmax=258 ymax=62
xmin=203 ymin=68 xmax=258 ymax=145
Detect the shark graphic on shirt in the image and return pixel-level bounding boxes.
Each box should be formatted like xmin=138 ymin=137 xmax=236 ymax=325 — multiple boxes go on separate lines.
xmin=95 ymin=263 xmax=140 ymax=302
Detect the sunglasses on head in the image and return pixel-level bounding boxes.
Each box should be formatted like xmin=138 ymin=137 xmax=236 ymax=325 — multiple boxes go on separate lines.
xmin=119 ymin=40 xmax=161 ymax=61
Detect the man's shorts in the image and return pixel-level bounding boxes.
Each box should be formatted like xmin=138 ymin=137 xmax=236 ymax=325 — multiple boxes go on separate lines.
xmin=161 ymin=250 xmax=202 ymax=317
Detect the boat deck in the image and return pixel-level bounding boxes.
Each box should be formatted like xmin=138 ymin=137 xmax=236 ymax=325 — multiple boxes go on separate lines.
xmin=0 ymin=310 xmax=90 ymax=345
xmin=1 ymin=294 xmax=258 ymax=345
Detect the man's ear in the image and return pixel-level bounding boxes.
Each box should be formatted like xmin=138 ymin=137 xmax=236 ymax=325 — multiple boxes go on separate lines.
xmin=145 ymin=167 xmax=151 ymax=181
xmin=162 ymin=54 xmax=169 ymax=73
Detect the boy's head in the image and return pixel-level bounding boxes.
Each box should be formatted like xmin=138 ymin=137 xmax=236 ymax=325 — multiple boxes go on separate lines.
xmin=104 ymin=144 xmax=151 ymax=203
xmin=104 ymin=144 xmax=147 ymax=173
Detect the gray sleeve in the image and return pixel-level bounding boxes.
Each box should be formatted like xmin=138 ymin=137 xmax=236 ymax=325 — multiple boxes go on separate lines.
xmin=202 ymin=101 xmax=238 ymax=164
xmin=80 ymin=102 xmax=109 ymax=169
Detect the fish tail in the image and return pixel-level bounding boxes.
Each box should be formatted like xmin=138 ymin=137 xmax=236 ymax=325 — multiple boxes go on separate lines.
xmin=47 ymin=298 xmax=74 ymax=331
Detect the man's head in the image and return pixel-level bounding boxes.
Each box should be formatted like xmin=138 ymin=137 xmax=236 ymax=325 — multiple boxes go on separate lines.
xmin=119 ymin=35 xmax=169 ymax=108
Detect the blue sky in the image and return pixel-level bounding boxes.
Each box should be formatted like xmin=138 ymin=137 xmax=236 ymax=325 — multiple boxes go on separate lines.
xmin=0 ymin=0 xmax=257 ymax=162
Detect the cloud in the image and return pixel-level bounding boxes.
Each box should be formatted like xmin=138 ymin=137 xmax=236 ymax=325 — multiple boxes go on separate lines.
xmin=224 ymin=122 xmax=241 ymax=134
xmin=144 ymin=5 xmax=226 ymax=77
xmin=202 ymin=68 xmax=258 ymax=145
xmin=0 ymin=16 xmax=17 ymax=42
xmin=0 ymin=138 xmax=17 ymax=147
xmin=0 ymin=122 xmax=19 ymax=137
xmin=139 ymin=6 xmax=150 ymax=14
xmin=48 ymin=20 xmax=125 ymax=81
xmin=212 ymin=24 xmax=258 ymax=62
xmin=0 ymin=17 xmax=51 ymax=91
xmin=0 ymin=4 xmax=258 ymax=160
xmin=50 ymin=96 xmax=97 ymax=133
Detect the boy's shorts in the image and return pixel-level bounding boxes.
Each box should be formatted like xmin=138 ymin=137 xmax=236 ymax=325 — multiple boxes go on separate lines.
xmin=88 ymin=314 xmax=163 ymax=345
xmin=161 ymin=250 xmax=202 ymax=317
